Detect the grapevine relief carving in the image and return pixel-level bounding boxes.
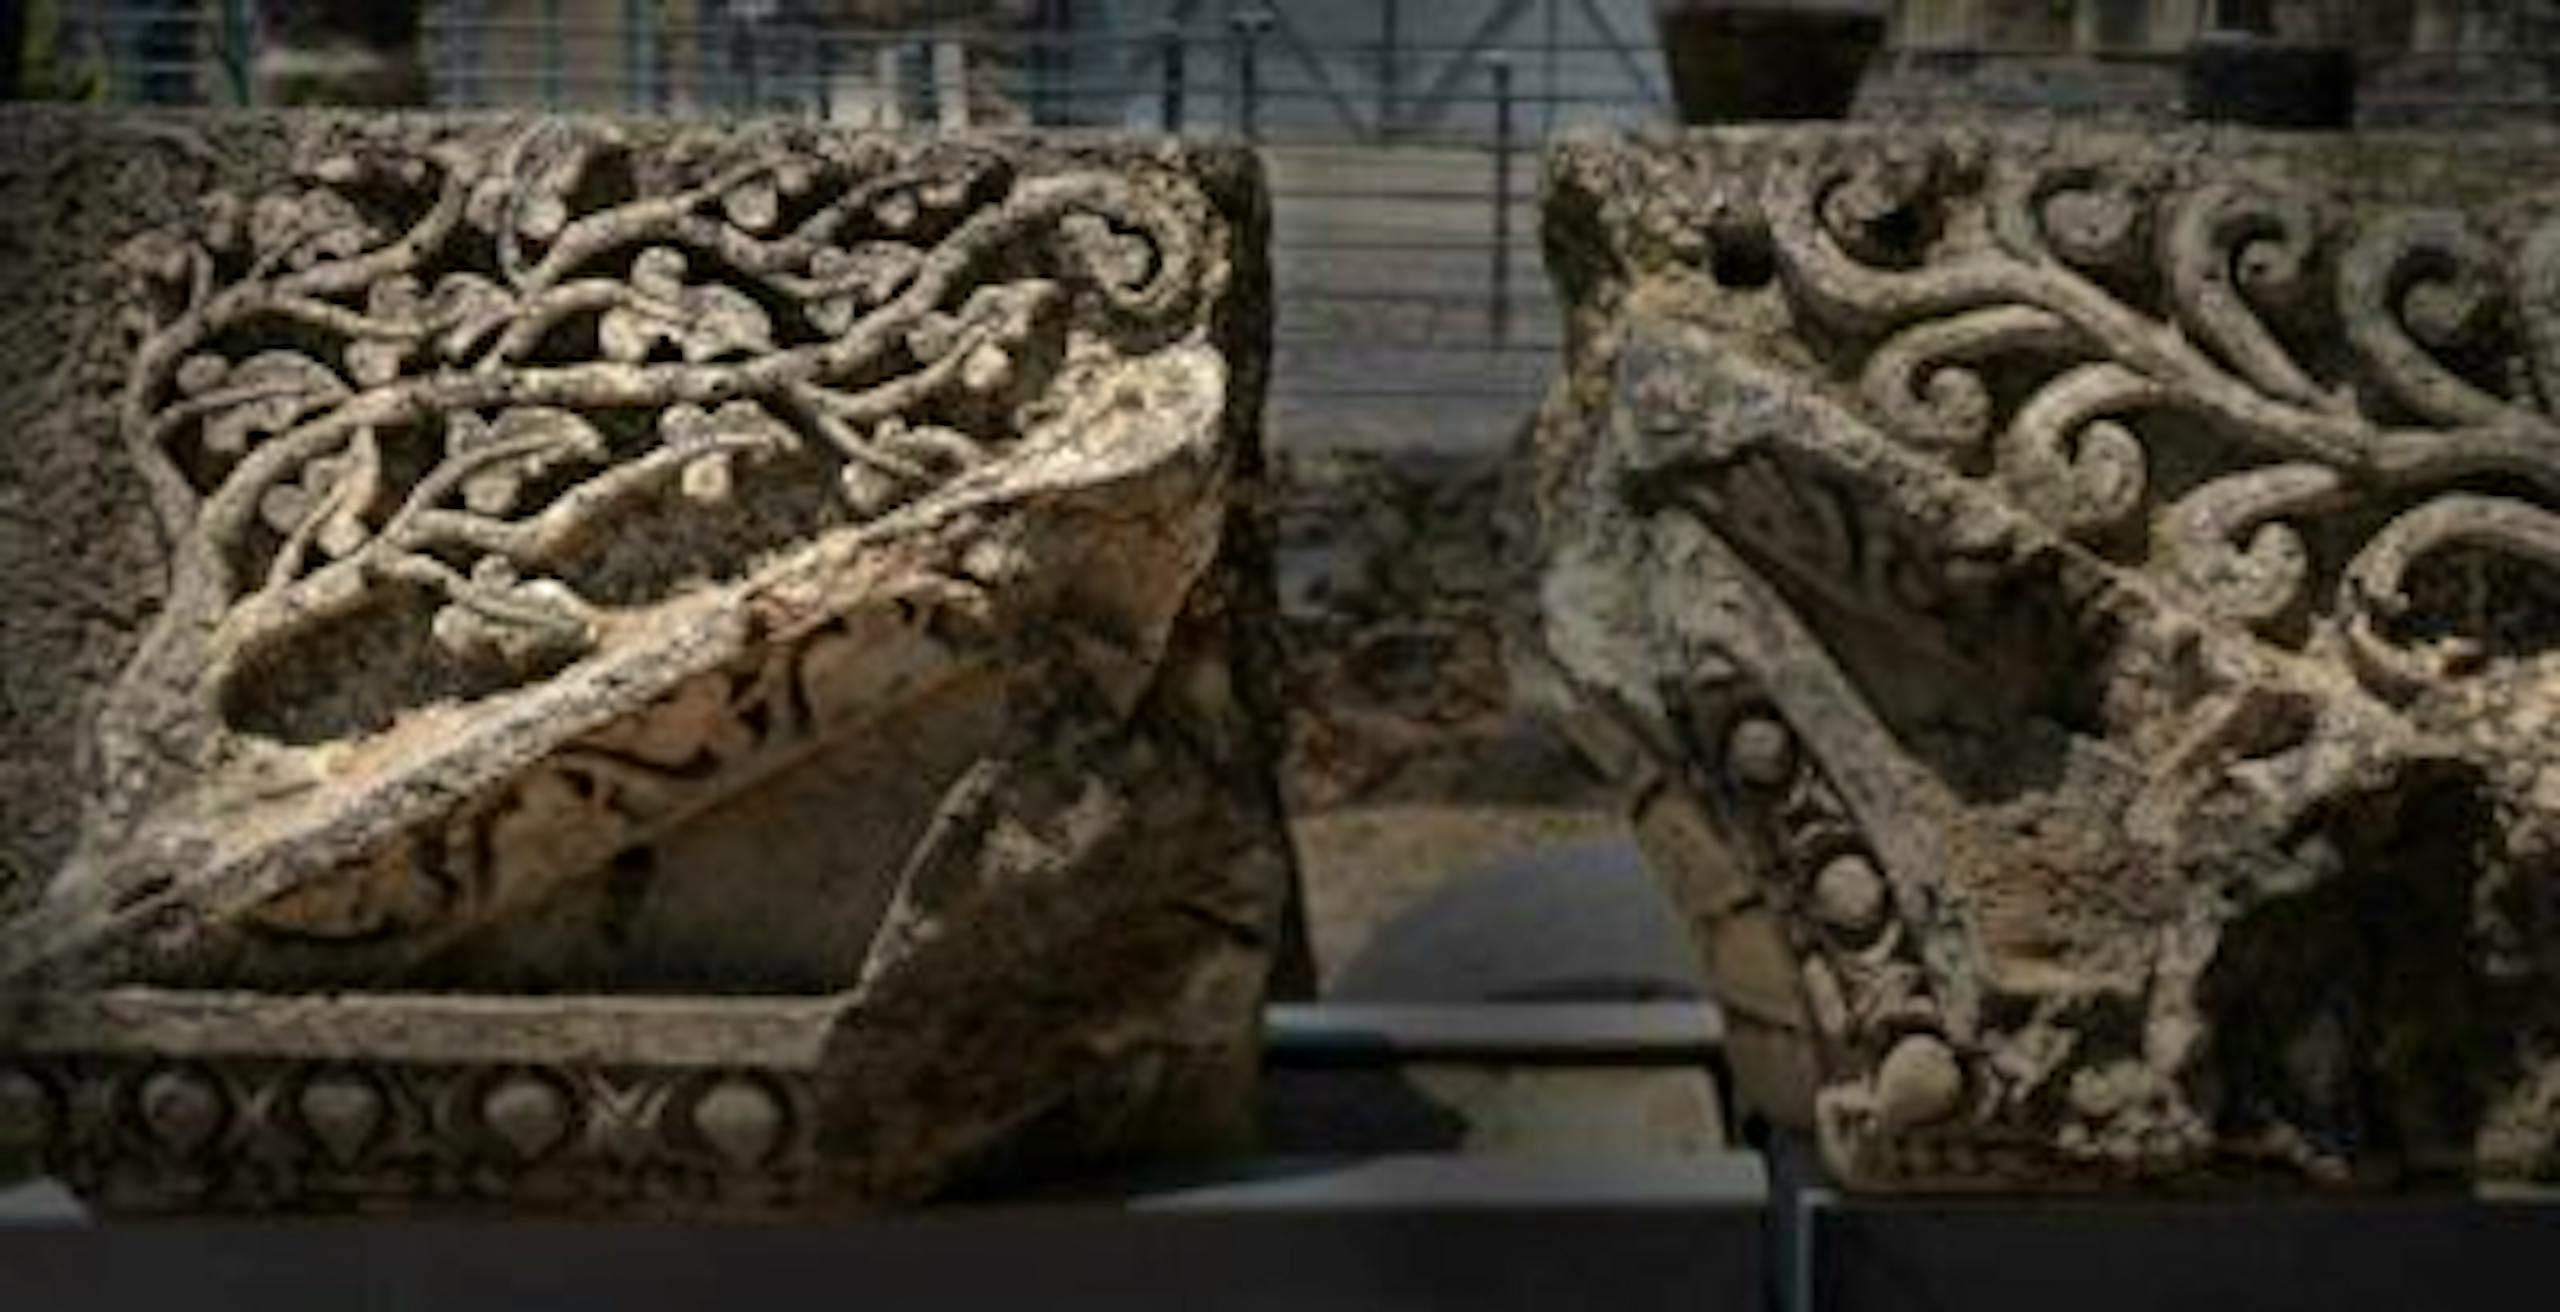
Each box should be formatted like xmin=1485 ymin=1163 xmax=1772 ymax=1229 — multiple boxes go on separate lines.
xmin=1536 ymin=129 xmax=2560 ymax=1188
xmin=0 ymin=113 xmax=1284 ymax=1217
xmin=14 ymin=119 xmax=1233 ymax=983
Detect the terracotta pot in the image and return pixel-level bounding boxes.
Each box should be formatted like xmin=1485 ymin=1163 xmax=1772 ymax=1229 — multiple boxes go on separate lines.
xmin=2182 ymin=33 xmax=2358 ymax=129
xmin=1652 ymin=0 xmax=1886 ymax=124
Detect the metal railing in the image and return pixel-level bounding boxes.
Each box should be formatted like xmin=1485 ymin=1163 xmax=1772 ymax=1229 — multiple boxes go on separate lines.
xmin=34 ymin=3 xmax=1643 ymax=452
xmin=28 ymin=4 xmax=2560 ymax=453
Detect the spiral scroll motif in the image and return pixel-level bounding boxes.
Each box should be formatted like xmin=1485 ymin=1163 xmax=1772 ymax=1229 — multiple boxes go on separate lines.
xmin=1540 ymin=130 xmax=2560 ymax=1191
xmin=1757 ymin=143 xmax=2560 ymax=699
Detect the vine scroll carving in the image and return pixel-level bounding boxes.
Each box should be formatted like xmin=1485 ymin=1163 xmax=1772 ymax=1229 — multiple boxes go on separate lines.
xmin=0 ymin=111 xmax=1291 ymax=1214
xmin=1532 ymin=125 xmax=2560 ymax=1189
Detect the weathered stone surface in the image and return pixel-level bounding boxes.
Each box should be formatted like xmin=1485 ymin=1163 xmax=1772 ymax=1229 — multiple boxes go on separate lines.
xmin=0 ymin=108 xmax=1295 ymax=1212
xmin=1530 ymin=124 xmax=2560 ymax=1189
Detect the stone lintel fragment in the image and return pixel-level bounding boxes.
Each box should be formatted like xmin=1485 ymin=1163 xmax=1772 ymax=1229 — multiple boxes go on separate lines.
xmin=1530 ymin=123 xmax=2560 ymax=1190
xmin=0 ymin=109 xmax=1295 ymax=1213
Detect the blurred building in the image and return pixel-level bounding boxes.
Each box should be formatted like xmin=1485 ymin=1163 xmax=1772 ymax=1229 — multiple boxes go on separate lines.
xmin=1874 ymin=0 xmax=2560 ymax=122
xmin=413 ymin=1 xmax=2560 ymax=131
xmin=1893 ymin=1 xmax=2555 ymax=49
xmin=430 ymin=2 xmax=1098 ymax=123
xmin=421 ymin=2 xmax=1670 ymax=138
xmin=32 ymin=1 xmax=2560 ymax=127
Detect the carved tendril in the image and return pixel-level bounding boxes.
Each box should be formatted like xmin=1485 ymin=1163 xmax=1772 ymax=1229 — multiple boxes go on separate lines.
xmin=1780 ymin=150 xmax=2560 ymax=493
xmin=1996 ymin=363 xmax=2159 ymax=536
xmin=2164 ymin=182 xmax=2335 ymax=413
xmin=1760 ymin=146 xmax=2560 ymax=702
xmin=2344 ymin=494 xmax=2560 ymax=700
xmin=2162 ymin=464 xmax=2352 ymax=630
xmin=1862 ymin=306 xmax=2078 ymax=460
xmin=2338 ymin=211 xmax=2515 ymax=427
xmin=92 ymin=125 xmax=1207 ymax=836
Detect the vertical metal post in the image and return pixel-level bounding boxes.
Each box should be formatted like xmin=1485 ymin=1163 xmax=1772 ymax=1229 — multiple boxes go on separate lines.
xmin=1543 ymin=0 xmax=1561 ymax=135
xmin=1033 ymin=0 xmax=1065 ymax=125
xmin=468 ymin=0 xmax=491 ymax=107
xmin=623 ymin=0 xmax=646 ymax=112
xmin=0 ymin=0 xmax=23 ymax=103
xmin=541 ymin=0 xmax=564 ymax=108
xmin=912 ymin=39 xmax=934 ymax=124
xmin=421 ymin=0 xmax=442 ymax=107
xmin=1159 ymin=20 xmax=1185 ymax=132
xmin=220 ymin=0 xmax=256 ymax=105
xmin=1234 ymin=8 xmax=1269 ymax=141
xmin=1380 ymin=0 xmax=1400 ymax=136
xmin=813 ymin=28 xmax=835 ymax=123
xmin=1489 ymin=54 xmax=1514 ymax=348
xmin=446 ymin=0 xmax=469 ymax=108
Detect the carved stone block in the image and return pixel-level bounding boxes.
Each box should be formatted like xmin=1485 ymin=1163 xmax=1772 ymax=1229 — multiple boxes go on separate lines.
xmin=0 ymin=109 xmax=1294 ymax=1213
xmin=1530 ymin=125 xmax=2560 ymax=1188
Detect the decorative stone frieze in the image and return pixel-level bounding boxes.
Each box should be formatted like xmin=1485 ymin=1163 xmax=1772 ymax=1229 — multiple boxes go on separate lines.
xmin=0 ymin=109 xmax=1294 ymax=1212
xmin=1530 ymin=125 xmax=2560 ymax=1188
xmin=3 ymin=991 xmax=830 ymax=1213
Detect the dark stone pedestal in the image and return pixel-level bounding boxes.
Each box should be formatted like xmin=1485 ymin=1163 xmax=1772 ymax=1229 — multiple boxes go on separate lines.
xmin=2183 ymin=35 xmax=2358 ymax=128
xmin=0 ymin=1156 xmax=1771 ymax=1312
xmin=1807 ymin=1191 xmax=2560 ymax=1312
xmin=1652 ymin=1 xmax=1885 ymax=124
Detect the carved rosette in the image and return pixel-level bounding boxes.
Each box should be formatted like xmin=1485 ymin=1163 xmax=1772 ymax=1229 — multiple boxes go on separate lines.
xmin=0 ymin=992 xmax=822 ymax=1214
xmin=1534 ymin=126 xmax=2560 ymax=1189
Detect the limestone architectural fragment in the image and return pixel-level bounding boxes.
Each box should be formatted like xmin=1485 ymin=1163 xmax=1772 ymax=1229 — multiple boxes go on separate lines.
xmin=0 ymin=110 xmax=1293 ymax=1213
xmin=1530 ymin=125 xmax=2560 ymax=1188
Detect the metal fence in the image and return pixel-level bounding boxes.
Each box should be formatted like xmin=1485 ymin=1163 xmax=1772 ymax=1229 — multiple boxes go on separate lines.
xmin=31 ymin=3 xmax=2560 ymax=456
xmin=35 ymin=2 xmax=1667 ymax=458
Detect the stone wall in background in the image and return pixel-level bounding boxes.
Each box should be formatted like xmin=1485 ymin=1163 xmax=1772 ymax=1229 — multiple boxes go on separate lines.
xmin=1533 ymin=125 xmax=2560 ymax=1190
xmin=0 ymin=109 xmax=1297 ymax=1213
